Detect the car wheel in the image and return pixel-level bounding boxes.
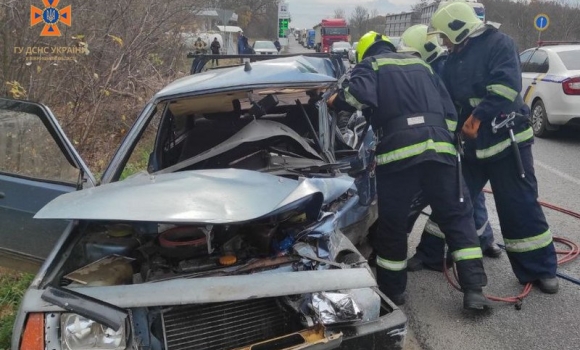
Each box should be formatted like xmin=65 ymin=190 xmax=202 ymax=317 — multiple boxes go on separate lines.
xmin=531 ymin=99 xmax=554 ymax=138
xmin=336 ymin=251 xmax=363 ymax=265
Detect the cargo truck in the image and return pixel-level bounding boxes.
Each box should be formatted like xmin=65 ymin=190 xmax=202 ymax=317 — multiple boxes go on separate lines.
xmin=313 ymin=18 xmax=349 ymax=53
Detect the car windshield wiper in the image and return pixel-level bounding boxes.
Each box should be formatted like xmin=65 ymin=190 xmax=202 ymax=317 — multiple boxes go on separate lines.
xmin=41 ymin=285 xmax=128 ymax=331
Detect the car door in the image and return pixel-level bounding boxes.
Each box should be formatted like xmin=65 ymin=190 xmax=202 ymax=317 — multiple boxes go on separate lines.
xmin=521 ymin=49 xmax=550 ymax=106
xmin=0 ymin=98 xmax=95 ymax=272
xmin=520 ymin=49 xmax=536 ymax=103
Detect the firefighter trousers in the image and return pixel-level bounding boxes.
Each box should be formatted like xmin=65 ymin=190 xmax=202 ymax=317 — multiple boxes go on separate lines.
xmin=414 ymin=192 xmax=495 ymax=271
xmin=372 ymin=161 xmax=488 ymax=297
xmin=462 ymin=145 xmax=557 ymax=283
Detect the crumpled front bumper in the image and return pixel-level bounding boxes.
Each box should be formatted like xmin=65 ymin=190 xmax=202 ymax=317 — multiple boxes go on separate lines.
xmin=331 ymin=290 xmax=407 ymax=350
xmin=236 ymin=290 xmax=407 ymax=350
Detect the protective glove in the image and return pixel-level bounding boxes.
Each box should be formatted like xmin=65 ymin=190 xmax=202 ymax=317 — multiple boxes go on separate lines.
xmin=462 ymin=115 xmax=481 ymax=139
xmin=327 ymin=92 xmax=338 ymax=109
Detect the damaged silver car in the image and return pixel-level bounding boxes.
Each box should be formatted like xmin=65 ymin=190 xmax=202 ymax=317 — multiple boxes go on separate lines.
xmin=0 ymin=54 xmax=407 ymax=350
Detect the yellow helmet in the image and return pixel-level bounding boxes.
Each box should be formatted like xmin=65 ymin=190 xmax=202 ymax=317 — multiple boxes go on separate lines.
xmin=430 ymin=1 xmax=484 ymax=44
xmin=399 ymin=25 xmax=444 ymax=64
xmin=356 ymin=31 xmax=393 ymax=63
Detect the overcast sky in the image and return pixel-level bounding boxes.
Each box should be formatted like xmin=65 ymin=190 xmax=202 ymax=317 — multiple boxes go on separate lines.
xmin=285 ymin=0 xmax=579 ymax=29
xmin=286 ymin=0 xmax=415 ymax=29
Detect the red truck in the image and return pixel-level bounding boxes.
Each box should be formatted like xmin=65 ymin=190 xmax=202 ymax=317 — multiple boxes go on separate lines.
xmin=313 ymin=19 xmax=350 ymax=53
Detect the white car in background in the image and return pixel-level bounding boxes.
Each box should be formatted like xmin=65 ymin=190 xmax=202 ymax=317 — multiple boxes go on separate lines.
xmin=252 ymin=40 xmax=279 ymax=55
xmin=519 ymin=43 xmax=580 ymax=137
xmin=348 ymin=42 xmax=358 ymax=63
xmin=330 ymin=41 xmax=351 ymax=59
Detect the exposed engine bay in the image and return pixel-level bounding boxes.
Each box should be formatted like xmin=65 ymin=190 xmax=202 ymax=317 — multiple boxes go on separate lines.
xmin=54 ymin=207 xmax=379 ymax=342
xmin=62 ymin=210 xmax=365 ymax=288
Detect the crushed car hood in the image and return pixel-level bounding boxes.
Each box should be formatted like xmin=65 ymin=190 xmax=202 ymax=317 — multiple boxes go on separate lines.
xmin=35 ymin=169 xmax=354 ymax=224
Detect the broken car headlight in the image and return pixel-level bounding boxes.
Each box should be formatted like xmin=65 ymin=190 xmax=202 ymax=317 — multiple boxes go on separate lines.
xmin=61 ymin=313 xmax=127 ymax=350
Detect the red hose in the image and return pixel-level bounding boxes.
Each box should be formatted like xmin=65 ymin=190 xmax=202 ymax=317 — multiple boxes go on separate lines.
xmin=443 ymin=188 xmax=580 ymax=305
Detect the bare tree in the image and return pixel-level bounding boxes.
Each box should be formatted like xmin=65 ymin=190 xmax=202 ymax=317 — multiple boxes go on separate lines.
xmin=480 ymin=0 xmax=580 ymax=50
xmin=1 ymin=0 xmax=206 ymax=170
xmin=411 ymin=0 xmax=430 ymax=12
xmin=349 ymin=6 xmax=370 ymax=41
xmin=334 ymin=8 xmax=346 ymax=19
xmin=368 ymin=9 xmax=385 ymax=34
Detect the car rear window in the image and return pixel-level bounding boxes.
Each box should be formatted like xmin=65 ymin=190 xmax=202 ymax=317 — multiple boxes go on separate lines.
xmin=557 ymin=50 xmax=580 ymax=70
xmin=255 ymin=41 xmax=275 ymax=50
xmin=333 ymin=42 xmax=350 ymax=49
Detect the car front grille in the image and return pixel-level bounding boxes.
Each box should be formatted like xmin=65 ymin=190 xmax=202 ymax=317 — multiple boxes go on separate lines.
xmin=162 ymin=298 xmax=301 ymax=350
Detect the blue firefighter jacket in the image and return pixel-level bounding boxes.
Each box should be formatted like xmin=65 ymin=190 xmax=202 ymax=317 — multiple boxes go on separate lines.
xmin=334 ymin=46 xmax=458 ymax=173
xmin=430 ymin=53 xmax=447 ymax=77
xmin=442 ymin=27 xmax=533 ymax=161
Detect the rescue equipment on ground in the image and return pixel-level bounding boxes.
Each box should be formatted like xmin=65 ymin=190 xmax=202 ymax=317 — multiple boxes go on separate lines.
xmin=442 ymin=191 xmax=580 ymax=309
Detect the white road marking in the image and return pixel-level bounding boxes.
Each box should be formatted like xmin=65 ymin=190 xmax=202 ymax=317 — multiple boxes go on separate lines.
xmin=534 ymin=159 xmax=580 ymax=187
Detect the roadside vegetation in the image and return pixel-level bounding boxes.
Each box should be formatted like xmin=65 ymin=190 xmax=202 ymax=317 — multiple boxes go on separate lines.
xmin=1 ymin=0 xmax=283 ymax=340
xmin=0 ymin=269 xmax=33 ymax=350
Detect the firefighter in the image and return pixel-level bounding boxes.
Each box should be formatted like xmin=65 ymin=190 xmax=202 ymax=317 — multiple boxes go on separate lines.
xmin=328 ymin=31 xmax=491 ymax=310
xmin=429 ymin=1 xmax=558 ymax=293
xmin=398 ymin=24 xmax=447 ymax=75
xmin=398 ymin=24 xmax=503 ymax=272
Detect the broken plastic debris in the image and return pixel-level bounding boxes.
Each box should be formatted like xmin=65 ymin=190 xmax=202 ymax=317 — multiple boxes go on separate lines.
xmin=312 ymin=292 xmax=363 ymax=325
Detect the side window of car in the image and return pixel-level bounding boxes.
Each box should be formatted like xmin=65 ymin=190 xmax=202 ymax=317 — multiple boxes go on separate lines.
xmin=120 ymin=106 xmax=163 ymax=180
xmin=0 ymin=108 xmax=78 ymax=183
xmin=519 ymin=50 xmax=535 ymax=72
xmin=525 ymin=50 xmax=549 ymax=74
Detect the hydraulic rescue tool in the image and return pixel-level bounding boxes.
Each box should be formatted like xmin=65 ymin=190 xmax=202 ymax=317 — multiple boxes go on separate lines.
xmin=456 ymin=133 xmax=465 ymax=203
xmin=491 ymin=112 xmax=525 ymax=178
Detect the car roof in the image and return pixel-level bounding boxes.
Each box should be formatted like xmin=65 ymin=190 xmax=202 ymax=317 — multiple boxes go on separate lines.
xmin=537 ymin=44 xmax=580 ymax=52
xmin=154 ymin=56 xmax=338 ymax=99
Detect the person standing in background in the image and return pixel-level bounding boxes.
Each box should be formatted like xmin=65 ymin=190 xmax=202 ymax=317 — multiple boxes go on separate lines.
xmin=210 ymin=37 xmax=221 ymax=66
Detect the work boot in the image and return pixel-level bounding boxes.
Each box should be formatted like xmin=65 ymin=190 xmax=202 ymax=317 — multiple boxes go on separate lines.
xmin=536 ymin=277 xmax=559 ymax=294
xmin=483 ymin=244 xmax=503 ymax=258
xmin=408 ymin=254 xmax=454 ymax=272
xmin=387 ymin=293 xmax=406 ymax=306
xmin=463 ymin=289 xmax=492 ymax=310
xmin=407 ymin=256 xmax=424 ymax=272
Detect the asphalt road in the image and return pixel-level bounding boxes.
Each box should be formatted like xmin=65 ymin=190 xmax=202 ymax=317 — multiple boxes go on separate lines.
xmin=287 ymin=37 xmax=580 ymax=350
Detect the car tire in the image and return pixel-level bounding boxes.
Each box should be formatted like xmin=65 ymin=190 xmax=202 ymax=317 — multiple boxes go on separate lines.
xmin=531 ymin=99 xmax=554 ymax=138
xmin=336 ymin=251 xmax=363 ymax=265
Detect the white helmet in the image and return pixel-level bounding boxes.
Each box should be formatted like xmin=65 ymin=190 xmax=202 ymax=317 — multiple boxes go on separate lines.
xmin=399 ymin=25 xmax=444 ymax=63
xmin=430 ymin=1 xmax=485 ymax=44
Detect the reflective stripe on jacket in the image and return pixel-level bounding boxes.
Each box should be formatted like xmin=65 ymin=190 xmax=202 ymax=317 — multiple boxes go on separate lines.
xmin=442 ymin=27 xmax=533 ymax=161
xmin=334 ymin=46 xmax=458 ymax=173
